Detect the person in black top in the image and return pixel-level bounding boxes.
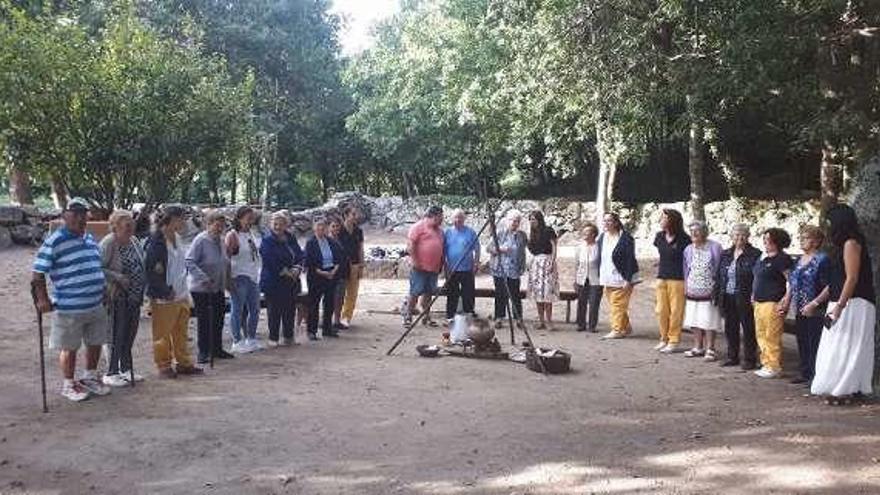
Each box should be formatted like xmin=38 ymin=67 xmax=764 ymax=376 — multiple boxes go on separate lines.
xmin=751 ymin=228 xmax=794 ymax=379
xmin=526 ymin=211 xmax=559 ymax=329
xmin=652 ymin=208 xmax=691 ymax=353
xmin=811 ymin=204 xmax=877 ymax=403
xmin=715 ymin=223 xmax=762 ymax=369
xmin=328 ymin=217 xmax=350 ymax=330
xmin=338 ymin=207 xmax=365 ymax=328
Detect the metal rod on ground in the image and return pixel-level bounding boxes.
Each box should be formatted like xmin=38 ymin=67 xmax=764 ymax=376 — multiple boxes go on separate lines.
xmin=30 ymin=283 xmax=48 ymax=413
xmin=483 ymin=180 xmax=547 ymax=374
xmin=385 ymin=194 xmax=508 ymax=356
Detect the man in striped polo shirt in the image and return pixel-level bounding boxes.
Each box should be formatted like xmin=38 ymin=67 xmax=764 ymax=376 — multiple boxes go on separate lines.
xmin=33 ymin=198 xmax=112 ymax=402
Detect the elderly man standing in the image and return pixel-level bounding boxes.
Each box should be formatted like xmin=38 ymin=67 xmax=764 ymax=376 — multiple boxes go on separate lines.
xmin=405 ymin=206 xmax=445 ymax=327
xmin=32 ymin=198 xmax=112 ymax=402
xmin=443 ymin=209 xmax=480 ymax=322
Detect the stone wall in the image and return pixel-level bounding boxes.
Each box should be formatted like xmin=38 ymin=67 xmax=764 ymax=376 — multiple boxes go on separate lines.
xmin=361 ymin=194 xmax=822 ymax=255
xmin=0 ymin=206 xmax=50 ymax=249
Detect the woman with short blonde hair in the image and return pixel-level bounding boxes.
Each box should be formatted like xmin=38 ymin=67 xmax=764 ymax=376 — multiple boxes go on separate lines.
xmin=100 ymin=210 xmax=146 ymax=386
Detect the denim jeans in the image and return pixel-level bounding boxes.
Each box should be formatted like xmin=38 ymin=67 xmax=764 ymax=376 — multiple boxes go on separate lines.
xmin=230 ymin=276 xmax=260 ymax=343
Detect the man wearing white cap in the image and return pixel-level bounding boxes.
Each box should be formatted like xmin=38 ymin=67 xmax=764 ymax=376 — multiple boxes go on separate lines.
xmin=32 ymin=198 xmax=112 ymax=402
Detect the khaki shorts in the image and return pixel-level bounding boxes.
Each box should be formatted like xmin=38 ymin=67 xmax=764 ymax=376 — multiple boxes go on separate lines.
xmin=50 ymin=306 xmax=109 ymax=350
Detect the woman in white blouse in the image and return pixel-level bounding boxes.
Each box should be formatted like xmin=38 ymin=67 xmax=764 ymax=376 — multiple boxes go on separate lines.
xmin=573 ymin=223 xmax=602 ymax=332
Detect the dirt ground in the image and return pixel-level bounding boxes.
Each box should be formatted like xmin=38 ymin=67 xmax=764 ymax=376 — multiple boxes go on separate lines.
xmin=1 ymin=244 xmax=879 ymax=495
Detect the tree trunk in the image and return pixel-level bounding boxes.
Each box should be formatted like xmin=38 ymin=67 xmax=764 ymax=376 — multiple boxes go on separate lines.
xmin=594 ymin=121 xmax=621 ymax=221
xmin=847 ymin=156 xmax=880 ymax=385
xmin=261 ymin=157 xmax=271 ymax=210
xmin=8 ymin=165 xmax=34 ymax=205
xmin=230 ymin=166 xmax=237 ymax=205
xmin=708 ymin=137 xmax=743 ymax=199
xmin=595 ymin=159 xmax=615 ymax=221
xmin=820 ymin=142 xmax=845 ymax=215
xmin=687 ymin=99 xmax=707 ymax=222
xmin=402 ymin=170 xmax=417 ymax=199
xmin=50 ymin=176 xmax=68 ymax=210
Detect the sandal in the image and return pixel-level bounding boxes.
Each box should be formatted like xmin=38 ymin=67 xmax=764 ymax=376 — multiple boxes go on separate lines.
xmin=703 ymin=349 xmax=717 ymax=362
xmin=684 ymin=348 xmax=705 ymax=358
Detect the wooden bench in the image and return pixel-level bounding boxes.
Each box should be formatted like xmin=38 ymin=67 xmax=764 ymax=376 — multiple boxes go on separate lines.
xmin=437 ymin=287 xmax=579 ymax=322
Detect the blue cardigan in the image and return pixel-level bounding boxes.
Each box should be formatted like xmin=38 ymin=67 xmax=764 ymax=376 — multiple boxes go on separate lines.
xmin=259 ymin=232 xmax=304 ymax=293
xmin=304 ymin=236 xmax=346 ymax=281
xmin=596 ymin=231 xmax=640 ymax=283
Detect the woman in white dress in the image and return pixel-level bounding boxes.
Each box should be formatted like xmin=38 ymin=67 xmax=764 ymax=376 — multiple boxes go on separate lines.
xmin=811 ymin=204 xmax=876 ymax=405
xmin=682 ymin=221 xmax=724 ymax=361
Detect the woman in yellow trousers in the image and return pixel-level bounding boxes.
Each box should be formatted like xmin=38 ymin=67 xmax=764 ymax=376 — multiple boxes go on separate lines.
xmin=597 ymin=212 xmax=640 ymax=339
xmin=338 ymin=207 xmax=365 ymax=329
xmin=652 ymin=209 xmax=691 ymax=353
xmin=751 ymin=228 xmax=794 ymax=379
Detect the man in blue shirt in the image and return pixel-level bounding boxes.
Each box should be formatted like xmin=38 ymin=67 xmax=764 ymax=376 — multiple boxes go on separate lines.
xmin=443 ymin=209 xmax=481 ymax=322
xmin=32 ymin=198 xmax=111 ymax=402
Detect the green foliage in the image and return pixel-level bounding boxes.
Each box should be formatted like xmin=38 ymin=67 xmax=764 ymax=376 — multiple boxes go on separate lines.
xmin=345 ymin=0 xmax=880 ymax=200
xmin=0 ymin=0 xmax=253 ymax=209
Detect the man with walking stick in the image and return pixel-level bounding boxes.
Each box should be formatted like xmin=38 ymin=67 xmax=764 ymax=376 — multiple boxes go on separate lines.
xmin=32 ymin=198 xmax=111 ymax=402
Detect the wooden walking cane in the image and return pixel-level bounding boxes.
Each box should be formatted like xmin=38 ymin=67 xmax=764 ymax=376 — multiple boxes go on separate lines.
xmin=30 ymin=282 xmax=49 ymax=413
xmin=208 ymin=296 xmax=215 ymax=369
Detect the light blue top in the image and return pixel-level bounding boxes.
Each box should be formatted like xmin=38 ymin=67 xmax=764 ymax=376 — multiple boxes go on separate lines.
xmin=444 ymin=225 xmax=480 ymax=272
xmin=318 ymin=237 xmax=334 ymax=269
xmin=33 ymin=227 xmax=106 ymax=313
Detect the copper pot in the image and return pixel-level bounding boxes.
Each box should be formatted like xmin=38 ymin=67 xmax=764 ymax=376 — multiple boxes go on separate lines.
xmin=467 ymin=324 xmax=495 ymax=345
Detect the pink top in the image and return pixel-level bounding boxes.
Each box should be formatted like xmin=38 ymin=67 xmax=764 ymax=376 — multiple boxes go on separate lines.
xmin=408 ymin=218 xmax=444 ymax=273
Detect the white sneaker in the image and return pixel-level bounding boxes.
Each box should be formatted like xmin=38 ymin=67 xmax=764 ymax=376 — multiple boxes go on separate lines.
xmin=61 ymin=381 xmax=90 ymax=402
xmin=660 ymin=343 xmax=680 ymax=354
xmin=102 ymin=374 xmax=129 ymax=387
xmin=231 ymin=340 xmax=253 ymax=354
xmin=118 ymin=372 xmax=144 ymax=384
xmin=600 ymin=331 xmax=625 ymax=340
xmin=754 ymin=368 xmax=781 ymax=379
xmin=683 ymin=348 xmax=706 ymax=358
xmin=78 ymin=376 xmax=111 ymax=396
xmin=653 ymin=342 xmax=668 ymax=351
xmin=248 ymin=338 xmax=266 ymax=351
xmin=340 ymin=319 xmax=351 ymax=328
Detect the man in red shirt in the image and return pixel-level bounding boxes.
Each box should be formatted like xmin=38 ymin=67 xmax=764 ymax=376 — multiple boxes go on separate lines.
xmin=406 ymin=206 xmax=445 ymax=326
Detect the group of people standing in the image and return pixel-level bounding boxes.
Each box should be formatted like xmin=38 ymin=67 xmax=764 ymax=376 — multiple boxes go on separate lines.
xmin=574 ymin=204 xmax=874 ymax=404
xmin=32 ymin=200 xmax=365 ymax=402
xmin=404 ymin=206 xmax=565 ymax=331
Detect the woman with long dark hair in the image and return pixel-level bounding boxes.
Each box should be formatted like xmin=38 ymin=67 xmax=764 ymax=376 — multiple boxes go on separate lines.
xmin=225 ymin=206 xmax=263 ymax=353
xmin=526 ymin=211 xmax=559 ymax=329
xmin=653 ymin=208 xmax=691 ymax=353
xmin=811 ymin=204 xmax=876 ymax=404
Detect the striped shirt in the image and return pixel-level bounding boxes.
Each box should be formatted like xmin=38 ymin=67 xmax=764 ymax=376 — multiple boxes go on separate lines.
xmin=33 ymin=227 xmax=106 ymax=313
